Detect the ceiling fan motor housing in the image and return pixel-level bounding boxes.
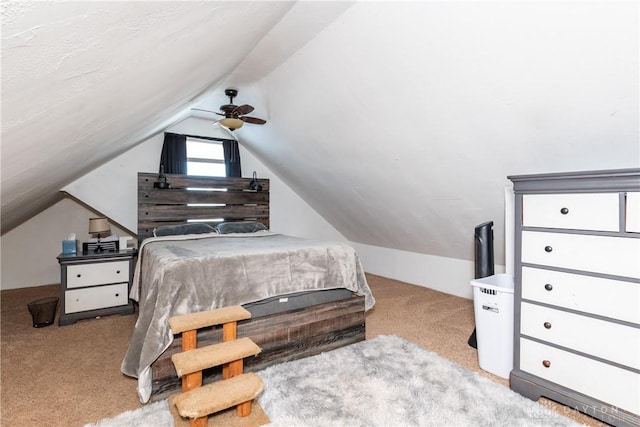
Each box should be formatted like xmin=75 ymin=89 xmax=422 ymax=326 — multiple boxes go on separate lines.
xmin=221 ymin=88 xmax=239 ymax=117
xmin=220 ymin=104 xmax=238 ymax=117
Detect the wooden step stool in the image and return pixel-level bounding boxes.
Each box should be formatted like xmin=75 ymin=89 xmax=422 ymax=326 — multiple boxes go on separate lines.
xmin=169 ymin=306 xmax=264 ymax=427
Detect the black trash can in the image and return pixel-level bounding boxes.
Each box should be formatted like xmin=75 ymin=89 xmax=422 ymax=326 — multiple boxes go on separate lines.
xmin=27 ymin=297 xmax=58 ymax=328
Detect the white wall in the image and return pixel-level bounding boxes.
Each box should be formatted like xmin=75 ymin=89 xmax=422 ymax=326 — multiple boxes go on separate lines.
xmin=0 ymin=198 xmax=130 ymax=290
xmin=242 ymin=1 xmax=639 ymax=270
xmin=241 ymin=150 xmax=346 ymax=243
xmin=351 ymin=187 xmax=514 ymax=299
xmin=353 ymin=243 xmax=474 ymax=299
xmin=352 ymin=243 xmax=506 ymax=300
xmin=352 ymin=187 xmax=514 ymax=299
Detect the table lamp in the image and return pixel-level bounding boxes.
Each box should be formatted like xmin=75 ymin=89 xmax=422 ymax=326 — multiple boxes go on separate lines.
xmin=88 ymin=217 xmax=110 ymax=252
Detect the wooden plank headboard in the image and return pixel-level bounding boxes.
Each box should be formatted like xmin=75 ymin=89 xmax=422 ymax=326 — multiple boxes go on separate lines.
xmin=137 ymin=172 xmax=269 ymax=242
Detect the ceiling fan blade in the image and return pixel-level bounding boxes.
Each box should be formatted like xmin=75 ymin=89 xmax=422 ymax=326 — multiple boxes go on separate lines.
xmin=240 ymin=116 xmax=267 ymax=125
xmin=234 ymin=104 xmax=254 ymax=115
xmin=191 ymin=108 xmax=217 ymax=114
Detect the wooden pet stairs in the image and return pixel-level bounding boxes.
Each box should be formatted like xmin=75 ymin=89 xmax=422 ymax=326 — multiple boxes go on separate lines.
xmin=168 ymin=306 xmax=265 ymax=427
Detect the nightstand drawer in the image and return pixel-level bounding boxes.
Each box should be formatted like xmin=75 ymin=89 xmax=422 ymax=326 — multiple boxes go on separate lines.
xmin=522 ymin=231 xmax=640 ymax=278
xmin=67 ymin=260 xmax=129 ymax=288
xmin=523 ymin=193 xmax=619 ymax=231
xmin=520 ymin=338 xmax=640 ymax=415
xmin=521 ymin=303 xmax=639 ymax=369
xmin=65 ymin=283 xmax=129 ymax=313
xmin=521 ymin=267 xmax=640 ymax=324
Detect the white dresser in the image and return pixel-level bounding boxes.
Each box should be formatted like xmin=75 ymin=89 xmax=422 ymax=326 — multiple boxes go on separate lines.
xmin=509 ymin=169 xmax=640 ymax=427
xmin=57 ymin=250 xmax=136 ymax=325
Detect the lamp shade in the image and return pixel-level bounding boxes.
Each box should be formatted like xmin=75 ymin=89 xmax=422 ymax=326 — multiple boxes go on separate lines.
xmin=219 ymin=117 xmax=244 ymax=130
xmin=88 ymin=217 xmax=110 ymax=235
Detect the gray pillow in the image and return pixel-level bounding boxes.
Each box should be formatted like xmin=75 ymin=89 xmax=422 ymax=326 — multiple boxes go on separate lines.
xmin=153 ymin=223 xmax=216 ymax=237
xmin=215 ymin=221 xmax=268 ymax=234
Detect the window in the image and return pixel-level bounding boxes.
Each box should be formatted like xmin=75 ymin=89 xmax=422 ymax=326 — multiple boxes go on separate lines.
xmin=186 ymin=137 xmax=226 ymax=177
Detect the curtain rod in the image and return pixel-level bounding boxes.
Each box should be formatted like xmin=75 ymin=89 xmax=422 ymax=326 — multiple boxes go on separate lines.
xmin=180 ymin=133 xmax=236 ymax=143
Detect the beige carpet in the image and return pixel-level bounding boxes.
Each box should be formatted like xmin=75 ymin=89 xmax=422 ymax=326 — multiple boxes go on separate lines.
xmin=1 ymin=274 xmax=604 ymax=426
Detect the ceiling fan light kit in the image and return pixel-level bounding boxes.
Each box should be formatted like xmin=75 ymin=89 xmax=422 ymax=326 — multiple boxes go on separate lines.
xmin=219 ymin=117 xmax=244 ymax=130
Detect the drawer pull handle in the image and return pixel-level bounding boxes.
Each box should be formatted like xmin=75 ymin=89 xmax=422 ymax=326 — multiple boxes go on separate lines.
xmin=544 ymin=283 xmax=553 ymax=291
xmin=560 ymin=207 xmax=569 ymax=215
xmin=115 ymin=293 xmax=120 ymax=297
xmin=544 ymin=322 xmax=552 ymax=329
xmin=76 ymin=274 xmax=81 ymax=278
xmin=544 ymin=246 xmax=553 ymax=253
xmin=116 ymin=270 xmax=121 ymax=274
xmin=542 ymin=360 xmax=551 ymax=368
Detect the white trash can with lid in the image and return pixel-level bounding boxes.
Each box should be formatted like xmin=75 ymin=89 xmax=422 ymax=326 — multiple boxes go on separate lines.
xmin=470 ymin=273 xmax=514 ymax=379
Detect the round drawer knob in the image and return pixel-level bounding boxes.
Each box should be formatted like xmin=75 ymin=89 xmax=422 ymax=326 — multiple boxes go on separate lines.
xmin=116 ymin=270 xmax=121 ymax=274
xmin=542 ymin=360 xmax=551 ymax=368
xmin=544 ymin=283 xmax=553 ymax=291
xmin=544 ymin=246 xmax=553 ymax=253
xmin=76 ymin=274 xmax=82 ymax=278
xmin=115 ymin=293 xmax=120 ymax=297
xmin=544 ymin=322 xmax=552 ymax=329
xmin=560 ymin=207 xmax=569 ymax=215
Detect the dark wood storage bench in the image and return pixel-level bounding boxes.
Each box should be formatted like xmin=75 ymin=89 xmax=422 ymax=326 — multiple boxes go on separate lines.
xmin=150 ymin=294 xmax=366 ymax=401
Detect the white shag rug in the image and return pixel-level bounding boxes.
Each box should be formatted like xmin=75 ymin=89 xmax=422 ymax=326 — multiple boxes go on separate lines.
xmin=86 ymin=335 xmax=581 ymax=427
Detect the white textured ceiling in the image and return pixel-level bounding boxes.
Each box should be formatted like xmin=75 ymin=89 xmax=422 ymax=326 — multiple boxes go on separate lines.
xmin=1 ymin=1 xmax=294 ymax=232
xmin=2 ymin=1 xmax=639 ymax=265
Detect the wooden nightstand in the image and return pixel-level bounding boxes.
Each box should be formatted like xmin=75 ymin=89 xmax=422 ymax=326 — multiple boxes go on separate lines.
xmin=57 ymin=249 xmax=137 ymax=326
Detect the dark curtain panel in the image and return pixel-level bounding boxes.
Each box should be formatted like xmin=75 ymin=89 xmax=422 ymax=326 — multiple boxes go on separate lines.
xmin=222 ymin=139 xmax=242 ymax=177
xmin=160 ymin=133 xmax=187 ymax=174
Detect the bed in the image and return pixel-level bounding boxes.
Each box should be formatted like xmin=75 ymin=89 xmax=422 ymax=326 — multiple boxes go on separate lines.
xmin=122 ymin=173 xmax=375 ymax=402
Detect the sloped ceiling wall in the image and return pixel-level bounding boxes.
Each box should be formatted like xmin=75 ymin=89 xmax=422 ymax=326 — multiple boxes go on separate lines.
xmin=2 ymin=1 xmax=639 ymax=266
xmin=232 ymin=1 xmax=639 ymax=263
xmin=1 ymin=1 xmax=293 ymax=232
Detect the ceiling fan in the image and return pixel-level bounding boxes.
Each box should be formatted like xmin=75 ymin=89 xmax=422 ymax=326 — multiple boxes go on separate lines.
xmin=192 ymin=88 xmax=267 ymax=131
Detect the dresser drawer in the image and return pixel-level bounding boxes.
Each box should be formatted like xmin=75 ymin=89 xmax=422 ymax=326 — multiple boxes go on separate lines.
xmin=520 ymin=303 xmax=640 ymax=369
xmin=523 ymin=193 xmax=619 ymax=232
xmin=628 ymin=192 xmax=640 ymax=233
xmin=521 ymin=231 xmax=640 ymax=279
xmin=65 ymin=283 xmax=129 ymax=313
xmin=67 ymin=260 xmax=129 ymax=288
xmin=520 ymin=338 xmax=640 ymax=415
xmin=521 ymin=267 xmax=640 ymax=324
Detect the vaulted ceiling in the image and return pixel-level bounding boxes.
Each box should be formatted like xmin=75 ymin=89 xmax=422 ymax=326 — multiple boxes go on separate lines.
xmin=2 ymin=1 xmax=638 ymax=265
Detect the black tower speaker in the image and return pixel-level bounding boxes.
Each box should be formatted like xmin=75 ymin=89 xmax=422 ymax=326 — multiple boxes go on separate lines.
xmin=468 ymin=221 xmax=495 ymax=348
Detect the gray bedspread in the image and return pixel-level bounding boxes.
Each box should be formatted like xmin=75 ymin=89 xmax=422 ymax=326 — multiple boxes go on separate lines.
xmin=120 ymin=232 xmax=375 ymax=403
